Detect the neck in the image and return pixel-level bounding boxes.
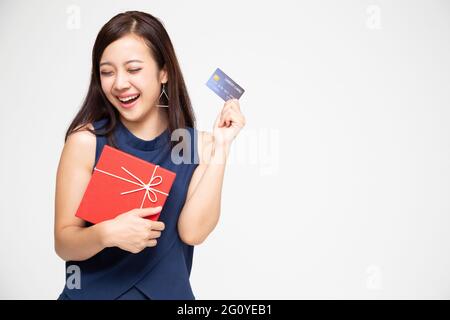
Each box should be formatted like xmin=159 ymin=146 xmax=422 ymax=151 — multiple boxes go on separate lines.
xmin=120 ymin=107 xmax=169 ymax=141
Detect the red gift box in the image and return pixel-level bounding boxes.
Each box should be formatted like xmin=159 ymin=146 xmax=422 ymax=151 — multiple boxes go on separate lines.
xmin=75 ymin=145 xmax=176 ymax=224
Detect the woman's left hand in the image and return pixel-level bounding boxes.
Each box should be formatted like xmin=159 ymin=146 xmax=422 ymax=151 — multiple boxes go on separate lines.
xmin=213 ymin=99 xmax=246 ymax=149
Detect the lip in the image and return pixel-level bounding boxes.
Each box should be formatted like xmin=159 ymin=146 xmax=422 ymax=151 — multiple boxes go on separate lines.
xmin=116 ymin=93 xmax=140 ymax=109
xmin=116 ymin=93 xmax=140 ymax=99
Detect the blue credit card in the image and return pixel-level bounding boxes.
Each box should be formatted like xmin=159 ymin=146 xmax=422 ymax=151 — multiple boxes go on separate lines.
xmin=206 ymin=68 xmax=245 ymax=101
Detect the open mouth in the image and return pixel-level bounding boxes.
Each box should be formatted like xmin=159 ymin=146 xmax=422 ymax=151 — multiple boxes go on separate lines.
xmin=117 ymin=94 xmax=140 ymax=105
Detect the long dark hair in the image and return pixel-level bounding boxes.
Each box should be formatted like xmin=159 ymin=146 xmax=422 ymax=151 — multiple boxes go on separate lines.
xmin=65 ymin=11 xmax=195 ymax=149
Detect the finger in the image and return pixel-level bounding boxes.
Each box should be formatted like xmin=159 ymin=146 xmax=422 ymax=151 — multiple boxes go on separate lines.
xmin=220 ymin=115 xmax=230 ymax=127
xmin=221 ymin=109 xmax=243 ymax=127
xmin=220 ymin=109 xmax=235 ymax=126
xmin=151 ymin=221 xmax=165 ymax=231
xmin=144 ymin=219 xmax=154 ymax=229
xmin=221 ymin=108 xmax=243 ymax=127
xmin=224 ymin=111 xmax=232 ymax=127
xmin=232 ymin=99 xmax=241 ymax=110
xmin=227 ymin=109 xmax=245 ymax=126
xmin=225 ymin=98 xmax=238 ymax=105
xmin=136 ymin=206 xmax=163 ymax=218
xmin=146 ymin=239 xmax=157 ymax=247
xmin=225 ymin=99 xmax=240 ymax=111
xmin=219 ymin=111 xmax=229 ymax=127
xmin=214 ymin=112 xmax=222 ymax=128
xmin=147 ymin=230 xmax=161 ymax=239
xmin=221 ymin=103 xmax=233 ymax=116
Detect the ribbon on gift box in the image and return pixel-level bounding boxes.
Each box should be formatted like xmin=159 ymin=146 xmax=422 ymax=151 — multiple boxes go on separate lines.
xmin=94 ymin=164 xmax=169 ymax=209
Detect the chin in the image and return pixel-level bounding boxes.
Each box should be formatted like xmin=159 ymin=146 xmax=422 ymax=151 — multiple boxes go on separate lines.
xmin=121 ymin=108 xmax=153 ymax=124
xmin=118 ymin=112 xmax=140 ymax=123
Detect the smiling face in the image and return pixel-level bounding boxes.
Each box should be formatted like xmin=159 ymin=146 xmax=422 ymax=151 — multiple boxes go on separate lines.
xmin=99 ymin=33 xmax=168 ymax=122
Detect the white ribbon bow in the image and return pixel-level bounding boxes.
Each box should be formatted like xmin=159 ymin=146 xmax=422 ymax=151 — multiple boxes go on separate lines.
xmin=94 ymin=165 xmax=168 ymax=208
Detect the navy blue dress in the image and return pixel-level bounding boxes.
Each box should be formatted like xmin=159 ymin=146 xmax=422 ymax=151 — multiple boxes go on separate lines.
xmin=58 ymin=118 xmax=200 ymax=300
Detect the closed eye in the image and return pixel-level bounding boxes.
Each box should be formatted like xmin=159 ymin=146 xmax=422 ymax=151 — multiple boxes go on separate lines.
xmin=128 ymin=68 xmax=141 ymax=74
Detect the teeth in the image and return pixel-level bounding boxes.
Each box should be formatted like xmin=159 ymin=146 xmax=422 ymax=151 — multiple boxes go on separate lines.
xmin=118 ymin=94 xmax=139 ymax=102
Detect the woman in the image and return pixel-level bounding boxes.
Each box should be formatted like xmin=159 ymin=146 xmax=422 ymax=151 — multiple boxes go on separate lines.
xmin=54 ymin=11 xmax=245 ymax=300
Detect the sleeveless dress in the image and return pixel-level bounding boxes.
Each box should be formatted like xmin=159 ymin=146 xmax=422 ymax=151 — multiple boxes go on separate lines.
xmin=58 ymin=118 xmax=200 ymax=300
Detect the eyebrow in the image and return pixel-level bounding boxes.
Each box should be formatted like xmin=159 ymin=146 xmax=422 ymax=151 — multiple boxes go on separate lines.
xmin=99 ymin=59 xmax=144 ymax=67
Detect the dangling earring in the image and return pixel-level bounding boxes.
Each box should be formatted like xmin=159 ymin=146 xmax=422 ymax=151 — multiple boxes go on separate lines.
xmin=156 ymin=83 xmax=169 ymax=108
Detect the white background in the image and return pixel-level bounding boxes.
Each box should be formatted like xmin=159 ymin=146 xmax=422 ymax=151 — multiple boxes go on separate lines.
xmin=0 ymin=0 xmax=449 ymax=299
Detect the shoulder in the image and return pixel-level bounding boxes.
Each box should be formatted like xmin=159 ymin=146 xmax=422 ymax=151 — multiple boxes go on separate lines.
xmin=196 ymin=130 xmax=214 ymax=165
xmin=63 ymin=123 xmax=96 ymax=171
xmin=66 ymin=123 xmax=96 ymax=147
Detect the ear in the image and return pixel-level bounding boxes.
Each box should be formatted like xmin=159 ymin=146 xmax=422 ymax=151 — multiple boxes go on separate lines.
xmin=159 ymin=65 xmax=168 ymax=84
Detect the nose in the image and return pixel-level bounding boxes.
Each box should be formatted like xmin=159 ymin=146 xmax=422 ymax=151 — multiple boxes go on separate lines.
xmin=113 ymin=71 xmax=131 ymax=91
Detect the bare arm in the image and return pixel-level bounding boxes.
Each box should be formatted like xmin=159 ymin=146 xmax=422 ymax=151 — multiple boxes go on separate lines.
xmin=178 ymin=99 xmax=245 ymax=245
xmin=177 ymin=132 xmax=228 ymax=245
xmin=54 ymin=125 xmax=108 ymax=261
